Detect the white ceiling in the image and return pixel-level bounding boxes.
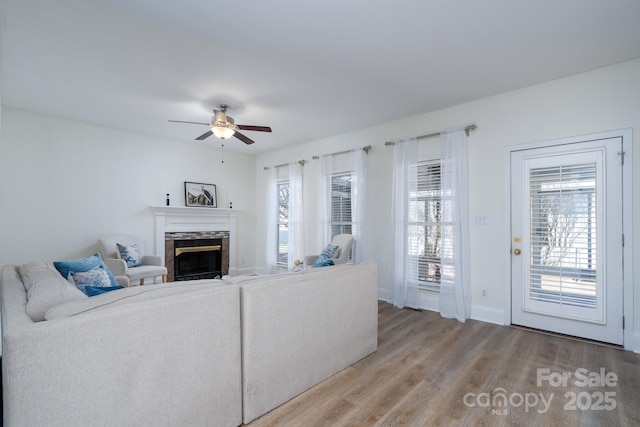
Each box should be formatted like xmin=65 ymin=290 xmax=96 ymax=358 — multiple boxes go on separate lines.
xmin=2 ymin=0 xmax=640 ymax=154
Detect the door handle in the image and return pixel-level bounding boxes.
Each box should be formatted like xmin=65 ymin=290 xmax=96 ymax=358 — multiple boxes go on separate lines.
xmin=513 ymin=248 xmax=521 ymax=255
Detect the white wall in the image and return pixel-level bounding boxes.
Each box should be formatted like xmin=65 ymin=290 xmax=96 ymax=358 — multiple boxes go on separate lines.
xmin=256 ymin=59 xmax=640 ymax=350
xmin=0 ymin=108 xmax=258 ymax=270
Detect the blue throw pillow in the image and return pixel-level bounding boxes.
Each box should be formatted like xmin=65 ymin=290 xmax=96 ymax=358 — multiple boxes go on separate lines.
xmin=319 ymin=244 xmax=339 ymax=259
xmin=312 ymin=258 xmax=335 ymax=268
xmin=84 ymin=286 xmax=125 ymax=297
xmin=54 ymin=253 xmax=119 ymax=288
xmin=116 ymin=243 xmax=142 ymax=267
xmin=312 ymin=244 xmax=339 ymax=267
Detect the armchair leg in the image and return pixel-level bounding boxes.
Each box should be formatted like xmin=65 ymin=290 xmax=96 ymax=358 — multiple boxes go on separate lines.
xmin=162 ymin=274 xmax=167 ymax=283
xmin=139 ymin=278 xmax=144 ymax=286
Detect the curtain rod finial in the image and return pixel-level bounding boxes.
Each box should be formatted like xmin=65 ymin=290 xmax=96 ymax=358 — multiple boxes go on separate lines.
xmin=465 ymin=124 xmax=477 ymax=137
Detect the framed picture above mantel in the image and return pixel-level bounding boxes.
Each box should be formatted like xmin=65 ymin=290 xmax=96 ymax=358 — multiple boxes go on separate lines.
xmin=184 ymin=181 xmax=217 ymax=208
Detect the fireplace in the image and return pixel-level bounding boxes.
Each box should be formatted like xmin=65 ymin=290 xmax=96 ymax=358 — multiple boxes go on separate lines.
xmin=174 ymin=239 xmax=222 ymax=281
xmin=164 ymin=231 xmax=230 ymax=282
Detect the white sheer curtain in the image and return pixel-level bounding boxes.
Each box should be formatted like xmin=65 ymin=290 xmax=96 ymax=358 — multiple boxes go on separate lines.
xmin=390 ymin=138 xmax=421 ymax=309
xmin=288 ymin=161 xmax=304 ymax=270
xmin=265 ymin=166 xmax=278 ymax=273
xmin=351 ymin=148 xmax=368 ymax=263
xmin=439 ymin=129 xmax=471 ymax=322
xmin=317 ymin=154 xmax=333 ymax=248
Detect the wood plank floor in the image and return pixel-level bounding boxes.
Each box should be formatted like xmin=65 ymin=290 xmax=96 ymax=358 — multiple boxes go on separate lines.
xmin=246 ymin=301 xmax=640 ymax=427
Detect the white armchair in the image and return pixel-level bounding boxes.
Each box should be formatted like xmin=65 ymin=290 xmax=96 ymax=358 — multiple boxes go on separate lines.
xmin=303 ymin=234 xmax=355 ymax=267
xmin=98 ymin=234 xmax=167 ymax=285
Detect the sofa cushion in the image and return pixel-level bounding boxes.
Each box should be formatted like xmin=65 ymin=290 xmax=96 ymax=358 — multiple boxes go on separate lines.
xmin=25 ymin=271 xmax=88 ymax=322
xmin=84 ymin=285 xmax=125 ymax=296
xmin=44 ymin=279 xmax=227 ymax=320
xmin=116 ymin=242 xmax=143 ymax=267
xmin=19 ymin=261 xmax=59 ymax=292
xmin=53 ymin=253 xmax=120 ymax=288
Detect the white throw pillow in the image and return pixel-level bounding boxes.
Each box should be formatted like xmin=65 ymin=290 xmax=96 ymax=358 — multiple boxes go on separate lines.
xmin=68 ymin=265 xmax=112 ymax=294
xmin=26 ymin=276 xmax=88 ymax=322
xmin=19 ymin=261 xmax=58 ymax=292
xmin=116 ymin=242 xmax=143 ymax=267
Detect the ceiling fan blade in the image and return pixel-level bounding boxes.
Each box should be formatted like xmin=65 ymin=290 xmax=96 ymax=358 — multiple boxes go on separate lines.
xmin=236 ymin=124 xmax=272 ymax=133
xmin=195 ymin=130 xmax=213 ymax=140
xmin=168 ymin=120 xmax=209 ymax=126
xmin=233 ymin=131 xmax=255 ymax=145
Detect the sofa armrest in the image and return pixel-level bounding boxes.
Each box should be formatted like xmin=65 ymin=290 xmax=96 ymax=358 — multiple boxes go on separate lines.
xmin=142 ymin=255 xmax=162 ymax=266
xmin=104 ymin=258 xmax=127 ymax=276
xmin=115 ymin=276 xmax=131 ymax=287
xmin=303 ymin=255 xmax=318 ymax=266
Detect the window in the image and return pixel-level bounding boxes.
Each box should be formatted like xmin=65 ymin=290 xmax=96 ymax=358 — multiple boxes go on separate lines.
xmin=408 ymin=159 xmax=442 ymax=290
xmin=331 ymin=173 xmax=352 ymax=238
xmin=277 ymin=180 xmax=289 ymax=265
xmin=529 ymin=163 xmax=597 ymax=307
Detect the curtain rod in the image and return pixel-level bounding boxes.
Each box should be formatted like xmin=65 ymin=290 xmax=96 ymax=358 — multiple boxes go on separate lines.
xmin=312 ymin=145 xmax=372 ymax=160
xmin=263 ymin=159 xmax=307 ymax=170
xmin=384 ymin=124 xmax=477 ymax=146
xmin=263 ymin=144 xmax=373 ymax=170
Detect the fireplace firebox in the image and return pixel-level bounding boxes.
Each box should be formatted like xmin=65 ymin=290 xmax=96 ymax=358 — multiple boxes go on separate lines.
xmin=164 ymin=231 xmax=229 ymax=282
xmin=174 ymin=238 xmax=222 ymax=281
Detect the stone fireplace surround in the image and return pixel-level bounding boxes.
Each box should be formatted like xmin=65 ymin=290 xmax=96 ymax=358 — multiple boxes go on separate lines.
xmin=151 ymin=206 xmax=239 ymax=277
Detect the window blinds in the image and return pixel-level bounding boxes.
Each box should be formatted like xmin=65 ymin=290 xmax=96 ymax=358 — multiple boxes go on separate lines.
xmin=331 ymin=173 xmax=352 ymax=237
xmin=277 ymin=181 xmax=289 ymax=265
xmin=529 ymin=163 xmax=597 ymax=308
xmin=408 ymin=160 xmax=442 ymax=287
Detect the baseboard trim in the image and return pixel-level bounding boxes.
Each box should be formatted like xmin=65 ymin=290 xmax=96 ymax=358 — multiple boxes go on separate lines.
xmin=470 ymin=304 xmax=505 ymax=325
xmin=632 ymin=332 xmax=640 ymax=353
xmin=377 ymin=288 xmax=392 ymax=302
xmin=378 ymin=288 xmax=505 ymax=326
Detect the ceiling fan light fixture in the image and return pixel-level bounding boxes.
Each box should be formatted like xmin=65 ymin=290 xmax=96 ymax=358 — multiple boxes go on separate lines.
xmin=169 ymin=103 xmax=268 ymax=144
xmin=214 ymin=109 xmax=227 ymax=123
xmin=211 ymin=109 xmax=236 ymax=139
xmin=212 ymin=124 xmax=236 ymax=139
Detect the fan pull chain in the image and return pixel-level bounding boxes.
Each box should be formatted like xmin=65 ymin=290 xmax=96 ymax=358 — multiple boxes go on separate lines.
xmin=221 ymin=142 xmax=224 ymax=164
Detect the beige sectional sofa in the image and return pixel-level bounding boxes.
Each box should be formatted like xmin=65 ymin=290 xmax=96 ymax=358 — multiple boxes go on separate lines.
xmin=1 ymin=261 xmax=378 ymax=426
xmin=0 ymin=262 xmax=242 ymax=427
xmin=236 ymin=262 xmax=378 ymax=423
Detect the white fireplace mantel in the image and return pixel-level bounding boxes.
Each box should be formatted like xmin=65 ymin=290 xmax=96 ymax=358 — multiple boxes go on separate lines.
xmin=151 ymin=206 xmax=241 ymax=276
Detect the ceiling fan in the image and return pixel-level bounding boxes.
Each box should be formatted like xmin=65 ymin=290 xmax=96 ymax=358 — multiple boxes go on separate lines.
xmin=169 ymin=104 xmax=272 ymax=145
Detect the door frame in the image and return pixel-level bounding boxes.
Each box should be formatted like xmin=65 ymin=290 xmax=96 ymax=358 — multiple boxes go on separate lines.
xmin=503 ymin=128 xmax=633 ymax=350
